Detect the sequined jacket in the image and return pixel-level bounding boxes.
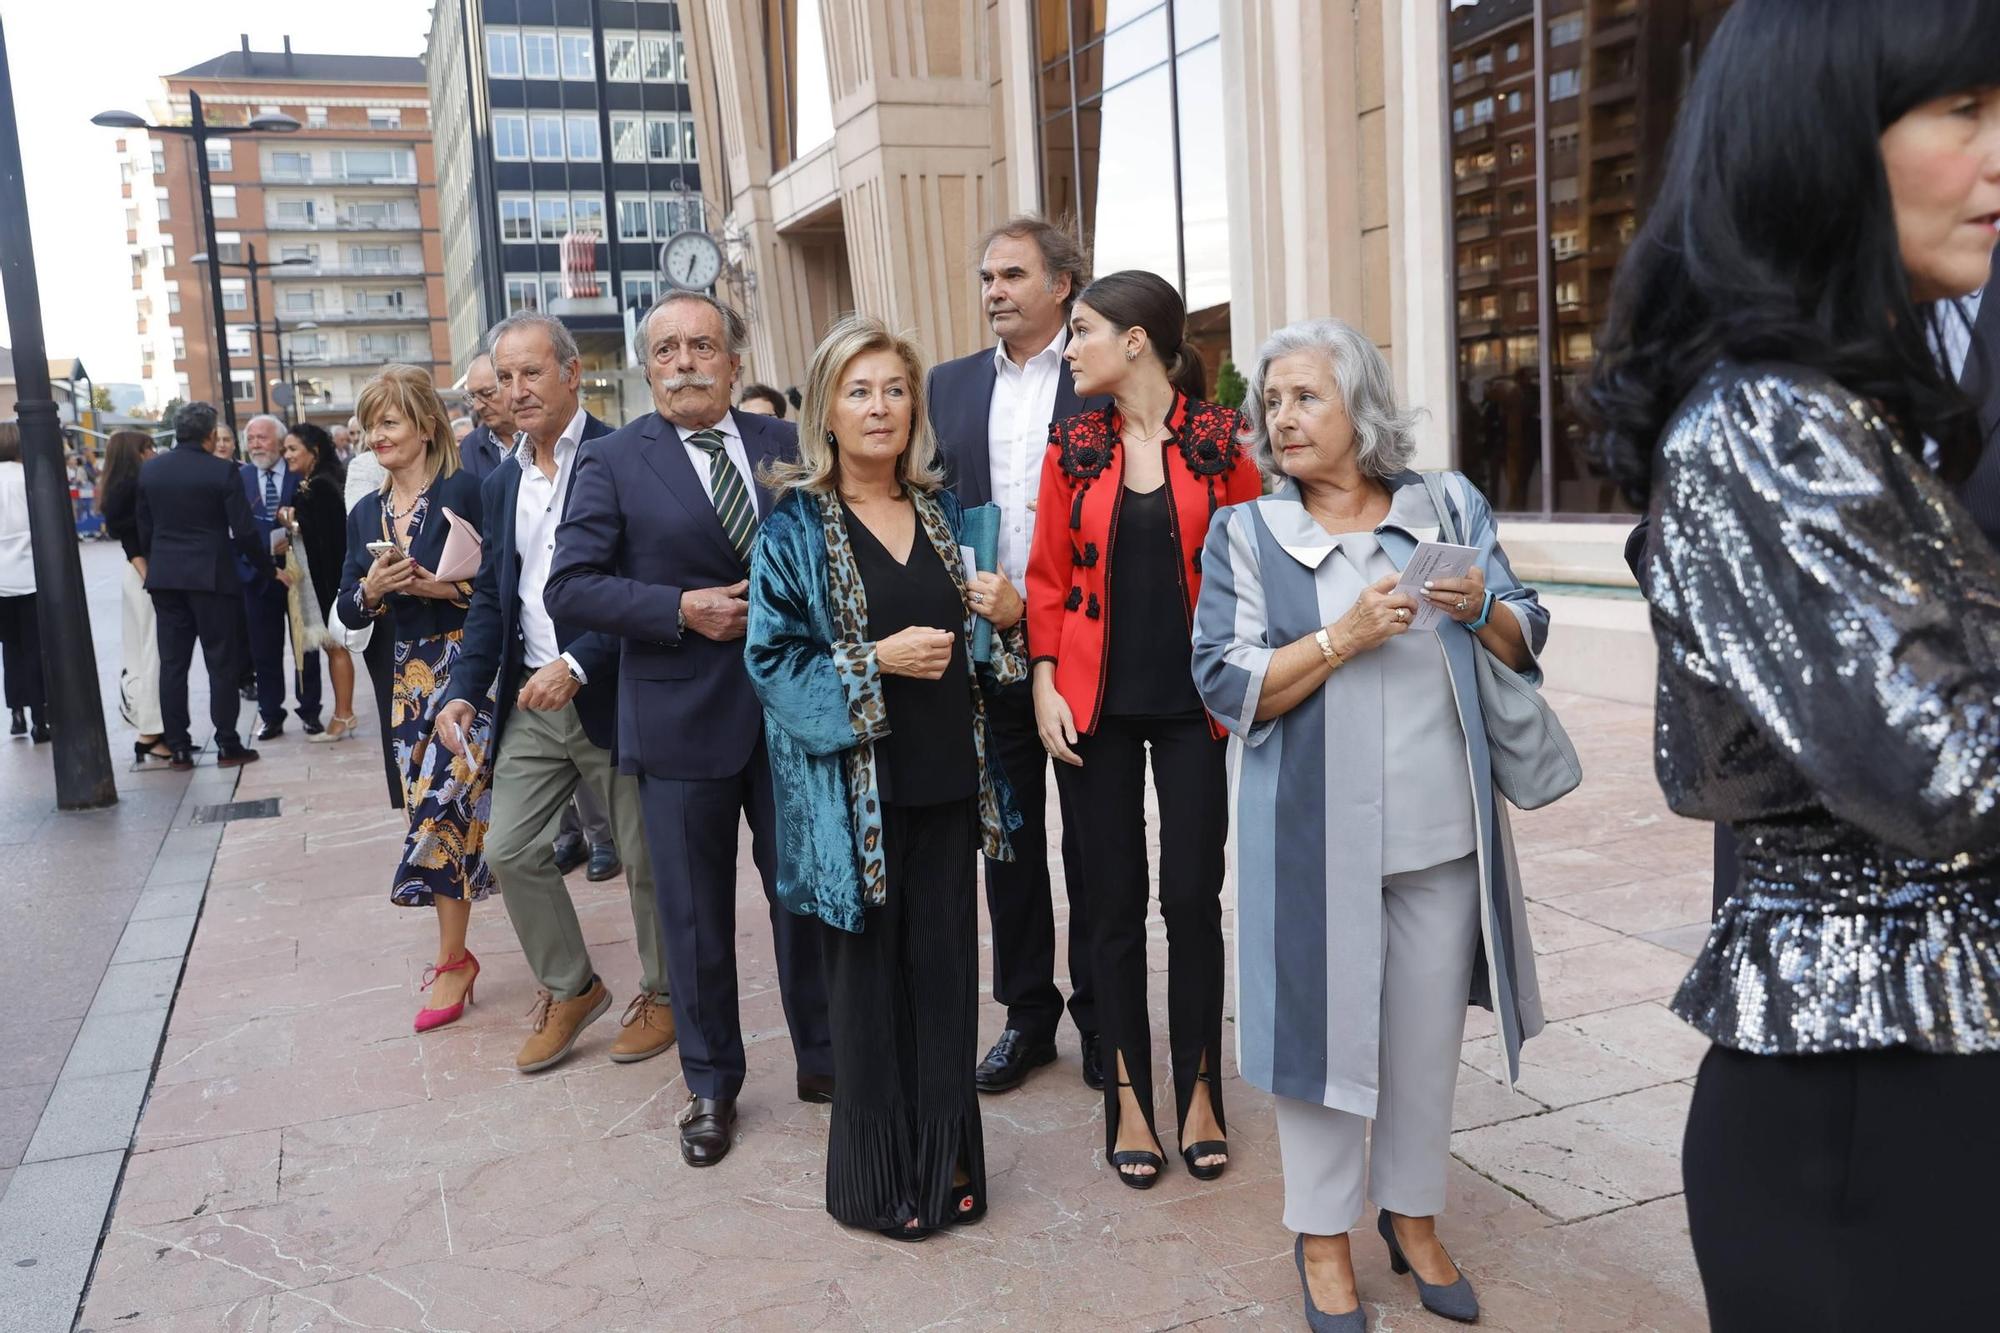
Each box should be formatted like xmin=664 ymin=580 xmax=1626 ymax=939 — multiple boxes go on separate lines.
xmin=744 ymin=485 xmax=1026 ymax=935
xmin=1640 ymin=361 xmax=2000 ymax=1055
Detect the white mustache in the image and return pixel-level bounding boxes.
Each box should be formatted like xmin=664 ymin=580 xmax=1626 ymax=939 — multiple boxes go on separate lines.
xmin=659 ymin=373 xmax=718 ymax=391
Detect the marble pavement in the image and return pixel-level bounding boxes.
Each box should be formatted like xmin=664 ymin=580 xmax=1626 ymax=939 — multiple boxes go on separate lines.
xmin=71 ymin=680 xmax=1714 ymax=1332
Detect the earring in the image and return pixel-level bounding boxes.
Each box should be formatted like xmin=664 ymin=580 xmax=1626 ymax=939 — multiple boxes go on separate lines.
xmin=825 ymin=430 xmax=837 ymax=448
xmin=1125 ymin=348 xmax=1138 ymax=361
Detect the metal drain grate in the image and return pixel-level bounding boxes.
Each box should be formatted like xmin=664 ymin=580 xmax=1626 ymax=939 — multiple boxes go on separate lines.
xmin=190 ymin=797 xmax=283 ymax=824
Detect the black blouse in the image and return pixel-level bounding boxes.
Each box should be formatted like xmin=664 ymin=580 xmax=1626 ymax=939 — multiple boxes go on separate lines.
xmin=1102 ymin=484 xmax=1203 ymax=717
xmin=291 ymin=473 xmax=349 ymax=618
xmin=98 ymin=475 xmax=143 ymax=561
xmin=843 ymin=502 xmax=977 ymax=806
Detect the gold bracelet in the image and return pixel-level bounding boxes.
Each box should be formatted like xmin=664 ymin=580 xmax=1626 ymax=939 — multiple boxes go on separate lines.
xmin=1314 ymin=627 xmax=1345 ymax=668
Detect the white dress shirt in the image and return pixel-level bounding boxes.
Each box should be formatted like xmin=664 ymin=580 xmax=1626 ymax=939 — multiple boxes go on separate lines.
xmin=0 ymin=462 xmax=32 ymax=597
xmin=514 ymin=404 xmax=589 ymax=680
xmin=987 ymin=328 xmax=1068 ymax=594
xmin=675 ymin=412 xmax=755 ymax=503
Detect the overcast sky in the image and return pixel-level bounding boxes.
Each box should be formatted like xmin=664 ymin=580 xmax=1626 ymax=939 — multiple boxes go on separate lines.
xmin=0 ymin=1 xmax=432 ymax=386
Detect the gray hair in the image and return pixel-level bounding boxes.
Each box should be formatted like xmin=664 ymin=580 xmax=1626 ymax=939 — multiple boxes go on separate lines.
xmin=1240 ymin=318 xmax=1423 ymax=481
xmin=642 ymin=290 xmax=749 ymax=357
xmin=485 ymin=311 xmax=581 ymax=367
xmin=244 ymin=413 xmax=288 ymax=438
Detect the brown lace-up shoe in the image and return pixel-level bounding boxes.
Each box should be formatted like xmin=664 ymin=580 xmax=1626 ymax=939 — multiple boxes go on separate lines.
xmin=608 ymin=990 xmax=677 ymax=1064
xmin=515 ymin=977 xmax=612 ymax=1073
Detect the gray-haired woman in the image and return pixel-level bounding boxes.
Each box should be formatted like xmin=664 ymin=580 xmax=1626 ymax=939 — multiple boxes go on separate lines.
xmin=1191 ymin=318 xmax=1546 ymax=1332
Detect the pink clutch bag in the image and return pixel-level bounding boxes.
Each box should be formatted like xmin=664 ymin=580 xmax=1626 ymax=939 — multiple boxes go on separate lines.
xmin=434 ymin=507 xmax=484 ymax=581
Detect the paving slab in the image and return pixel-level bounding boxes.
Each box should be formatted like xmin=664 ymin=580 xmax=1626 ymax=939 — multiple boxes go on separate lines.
xmin=21 ymin=1069 xmax=152 ymax=1164
xmin=0 ymin=1150 xmax=127 ymax=1333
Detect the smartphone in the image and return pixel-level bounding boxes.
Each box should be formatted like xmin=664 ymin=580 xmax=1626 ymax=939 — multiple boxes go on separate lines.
xmin=365 ymin=541 xmax=404 ymax=561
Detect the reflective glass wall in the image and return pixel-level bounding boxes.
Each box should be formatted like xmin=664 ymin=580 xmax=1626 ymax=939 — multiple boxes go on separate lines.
xmin=1037 ymin=0 xmax=1233 ymax=379
xmin=1446 ymin=0 xmax=1734 ymax=516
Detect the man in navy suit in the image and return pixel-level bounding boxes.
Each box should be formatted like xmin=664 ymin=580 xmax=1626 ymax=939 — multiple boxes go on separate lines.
xmin=457 ymin=351 xmax=509 ymax=482
xmin=238 ymin=413 xmax=321 ymax=739
xmin=434 ymin=312 xmax=674 ymax=1074
xmin=925 ymin=214 xmax=1107 ymax=1094
xmin=138 ymin=401 xmax=272 ymax=769
xmin=546 ymin=291 xmax=833 ymax=1167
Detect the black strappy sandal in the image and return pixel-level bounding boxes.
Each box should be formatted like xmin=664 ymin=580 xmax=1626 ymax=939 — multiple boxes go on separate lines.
xmin=1180 ymin=1070 xmax=1229 ymax=1182
xmin=1109 ymin=1080 xmax=1167 ymax=1190
xmin=948 ymin=1181 xmax=984 ymax=1226
xmin=878 ymin=1217 xmax=935 ymax=1242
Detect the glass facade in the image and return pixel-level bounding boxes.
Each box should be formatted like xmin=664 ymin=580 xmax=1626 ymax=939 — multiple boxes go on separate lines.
xmin=1036 ymin=0 xmax=1233 ymax=378
xmin=1445 ymin=0 xmax=1734 ymax=516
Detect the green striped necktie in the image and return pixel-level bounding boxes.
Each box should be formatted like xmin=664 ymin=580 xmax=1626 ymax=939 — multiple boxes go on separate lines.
xmin=686 ymin=428 xmax=757 ymax=562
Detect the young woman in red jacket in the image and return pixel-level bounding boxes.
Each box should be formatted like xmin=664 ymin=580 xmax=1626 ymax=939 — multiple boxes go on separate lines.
xmin=1025 ymin=270 xmax=1263 ymax=1188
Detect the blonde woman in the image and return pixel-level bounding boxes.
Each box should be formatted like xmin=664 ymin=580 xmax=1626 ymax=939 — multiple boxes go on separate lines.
xmin=335 ymin=365 xmax=497 ymax=1033
xmin=745 ymin=316 xmax=1028 ymax=1240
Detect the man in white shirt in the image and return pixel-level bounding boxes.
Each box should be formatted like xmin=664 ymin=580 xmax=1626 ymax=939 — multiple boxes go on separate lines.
xmin=433 ymin=311 xmax=675 ymax=1076
xmin=925 ymin=215 xmax=1108 ymax=1095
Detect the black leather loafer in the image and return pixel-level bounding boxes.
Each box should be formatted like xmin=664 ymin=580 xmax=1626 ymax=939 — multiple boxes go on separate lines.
xmin=678 ymin=1094 xmax=737 ymax=1167
xmin=215 ymin=742 xmax=260 ymax=767
xmin=552 ymin=832 xmax=587 ymax=875
xmin=796 ymin=1072 xmax=835 ymax=1104
xmin=168 ymin=747 xmax=196 ymax=771
xmin=586 ymin=844 xmax=622 ymax=881
xmin=1080 ymin=1030 xmax=1105 ymax=1090
xmin=255 ymin=718 xmax=285 ymax=742
xmin=975 ymin=1029 xmax=1057 ymax=1094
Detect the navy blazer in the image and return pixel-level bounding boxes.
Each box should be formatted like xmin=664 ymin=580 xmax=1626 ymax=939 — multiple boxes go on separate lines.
xmin=924 ymin=343 xmax=1101 ymax=508
xmin=545 ymin=409 xmax=797 ymax=780
xmin=443 ymin=414 xmax=620 ymax=751
xmin=336 ymin=469 xmax=486 ymax=643
xmin=137 ymin=443 xmax=270 ymax=594
xmin=458 ymin=425 xmax=507 ymax=483
xmin=239 ymin=460 xmax=300 ymax=587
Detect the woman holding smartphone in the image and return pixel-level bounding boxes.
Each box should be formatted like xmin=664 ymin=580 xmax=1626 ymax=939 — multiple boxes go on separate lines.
xmin=336 ymin=365 xmax=497 ymax=1034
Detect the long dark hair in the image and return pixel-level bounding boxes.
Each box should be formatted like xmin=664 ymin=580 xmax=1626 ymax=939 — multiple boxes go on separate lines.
xmin=100 ymin=429 xmax=155 ymax=497
xmin=286 ymin=421 xmax=346 ymax=492
xmin=1076 ymin=270 xmax=1206 ymax=400
xmin=1586 ymin=0 xmax=2000 ymax=507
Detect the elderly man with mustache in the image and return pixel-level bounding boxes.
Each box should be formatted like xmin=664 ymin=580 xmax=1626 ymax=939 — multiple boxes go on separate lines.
xmin=545 ymin=291 xmax=834 ymax=1168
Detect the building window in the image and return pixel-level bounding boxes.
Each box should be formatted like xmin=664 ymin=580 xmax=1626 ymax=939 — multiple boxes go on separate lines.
xmin=171 ymin=330 xmax=185 ymax=359
xmin=1550 ymin=176 xmax=1579 ymax=204
xmin=610 ymin=115 xmax=646 ymax=163
xmin=150 ymin=145 xmax=165 ymax=174
xmin=206 ymin=138 xmax=231 ymax=172
xmin=605 ymin=33 xmax=640 ymax=81
xmin=221 ymin=277 xmax=247 ymax=311
xmin=279 ymin=245 xmax=315 ymax=262
xmin=1550 ymin=15 xmax=1584 ymax=46
xmin=645 ymin=115 xmax=679 ymax=163
xmin=269 ymin=150 xmax=308 ymax=179
xmin=216 ymin=231 xmax=244 ymax=263
xmin=529 ymin=115 xmax=565 ymax=161
xmin=566 ymin=115 xmax=600 ymax=161
xmin=622 ymin=274 xmax=657 ymax=314
xmin=307 ymin=106 xmax=328 ymax=128
xmin=1514 ymin=289 xmax=1532 ymax=313
xmin=571 ymin=194 xmax=606 ymax=236
xmin=499 ymin=194 xmax=534 ymax=242
xmin=1507 ymin=141 xmax=1526 ymax=165
xmin=1474 ymin=51 xmax=1493 ymax=75
xmin=162 ymin=243 xmax=175 ymax=266
xmin=155 ymin=187 xmax=171 ymax=221
xmin=273 ymin=198 xmax=316 ymax=225
xmin=230 ymin=370 xmax=256 ymax=402
xmin=1505 ymin=40 xmax=1521 ymax=63
xmin=559 ymin=31 xmax=594 ymax=80
xmin=493 ymin=114 xmax=529 ymax=160
xmin=487 ymin=30 xmax=522 ymax=77
xmin=368 ymin=108 xmax=401 ymax=130
xmin=683 ymin=120 xmax=699 ymax=163
xmin=211 ymin=185 xmax=237 ymax=219
xmin=1552 ymin=229 xmax=1579 ymax=258
xmin=1549 ymin=68 xmax=1581 ymax=100
xmin=226 ymin=325 xmax=253 ymax=356
xmin=166 ymin=280 xmax=181 ymax=314
xmin=536 ymin=194 xmax=570 ymax=241
xmin=616 ymin=197 xmax=650 ymax=241
xmin=1505 ymin=90 xmax=1524 ymax=115
xmin=640 ymin=35 xmax=676 ymax=81
xmin=283 ymin=288 xmax=318 ymax=313
xmin=505 ymin=274 xmax=541 ymax=312
xmin=1472 ymin=97 xmax=1494 ymax=125
xmin=522 ymin=30 xmax=559 ymax=78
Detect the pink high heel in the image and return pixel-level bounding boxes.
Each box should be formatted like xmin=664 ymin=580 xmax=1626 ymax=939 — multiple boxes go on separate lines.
xmin=414 ymin=950 xmax=479 ymax=1033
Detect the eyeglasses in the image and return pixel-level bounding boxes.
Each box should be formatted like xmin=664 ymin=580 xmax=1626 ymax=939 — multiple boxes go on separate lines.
xmin=468 ymin=387 xmax=500 ymax=403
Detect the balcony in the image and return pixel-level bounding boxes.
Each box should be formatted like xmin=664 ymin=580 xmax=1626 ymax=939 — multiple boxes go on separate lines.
xmin=1455 ymin=217 xmax=1496 ymax=242
xmin=300 ymin=307 xmax=430 ymax=325
xmin=289 ymin=351 xmax=424 ymax=369
xmin=1454 ymin=170 xmax=1495 ymax=196
xmin=269 ymin=261 xmax=426 ymax=279
xmin=1591 ymin=16 xmax=1640 ymax=47
xmin=1588 ymin=75 xmax=1638 ymax=106
xmin=1590 ymin=132 xmax=1638 ymax=161
xmin=1456 ymin=268 xmax=1500 ymax=290
xmin=265 ymin=214 xmax=422 ymax=232
xmin=1453 ymin=120 xmax=1493 ymax=145
xmin=263 ymin=169 xmax=420 ymax=186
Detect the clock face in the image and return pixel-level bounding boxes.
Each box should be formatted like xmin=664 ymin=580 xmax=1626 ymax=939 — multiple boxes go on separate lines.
xmin=661 ymin=231 xmax=723 ymax=291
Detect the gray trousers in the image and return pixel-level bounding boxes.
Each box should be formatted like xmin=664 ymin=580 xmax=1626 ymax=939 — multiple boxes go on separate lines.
xmin=1275 ymin=852 xmax=1480 ymax=1235
xmin=558 ymin=780 xmax=614 ymax=848
xmin=486 ymin=702 xmax=668 ymax=1003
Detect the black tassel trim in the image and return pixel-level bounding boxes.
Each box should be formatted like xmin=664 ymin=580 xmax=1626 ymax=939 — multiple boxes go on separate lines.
xmin=1082 ymin=542 xmax=1099 ymax=568
xmin=1086 ymin=593 xmax=1101 ymax=620
xmin=1070 ymin=485 xmax=1088 ymax=530
xmin=1065 ymin=587 xmax=1083 ymax=612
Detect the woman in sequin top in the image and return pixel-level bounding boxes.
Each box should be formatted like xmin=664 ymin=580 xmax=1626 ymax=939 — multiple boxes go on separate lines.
xmin=1588 ymin=2 xmax=2000 ymax=1328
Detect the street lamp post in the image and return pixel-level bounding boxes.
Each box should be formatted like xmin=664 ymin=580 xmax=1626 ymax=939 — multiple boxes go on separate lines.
xmin=193 ymin=246 xmax=309 ymax=418
xmin=92 ymin=94 xmax=299 ymax=435
xmin=0 ymin=15 xmax=115 ymax=808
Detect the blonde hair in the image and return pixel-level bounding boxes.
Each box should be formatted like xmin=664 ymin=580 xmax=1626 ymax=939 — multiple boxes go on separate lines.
xmin=763 ymin=315 xmax=945 ymax=496
xmin=356 ymin=364 xmax=460 ymax=492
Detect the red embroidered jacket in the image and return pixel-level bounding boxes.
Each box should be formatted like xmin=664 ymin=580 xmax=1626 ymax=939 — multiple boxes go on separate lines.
xmin=1025 ymin=392 xmax=1263 ymax=739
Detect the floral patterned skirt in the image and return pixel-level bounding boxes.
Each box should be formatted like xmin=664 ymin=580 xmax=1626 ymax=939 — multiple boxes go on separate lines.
xmin=389 ymin=630 xmax=497 ymax=907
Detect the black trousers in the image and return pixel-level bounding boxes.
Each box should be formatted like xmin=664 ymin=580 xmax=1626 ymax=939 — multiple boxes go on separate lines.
xmin=153 ymin=589 xmax=245 ymax=751
xmin=1684 ymin=1044 xmax=2000 ymax=1331
xmin=1070 ymin=711 xmax=1227 ymax=1153
xmin=636 ymin=741 xmax=833 ymax=1101
xmin=983 ymin=680 xmax=1096 ymax=1043
xmin=821 ymin=799 xmax=984 ymax=1230
xmin=243 ymin=579 xmax=320 ymax=726
xmin=0 ymin=592 xmax=45 ymax=713
xmin=360 ymin=620 xmax=402 ymax=809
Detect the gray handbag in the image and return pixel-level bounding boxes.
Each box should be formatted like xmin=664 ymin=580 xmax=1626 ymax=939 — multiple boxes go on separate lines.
xmin=1420 ymin=472 xmax=1582 ymax=810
